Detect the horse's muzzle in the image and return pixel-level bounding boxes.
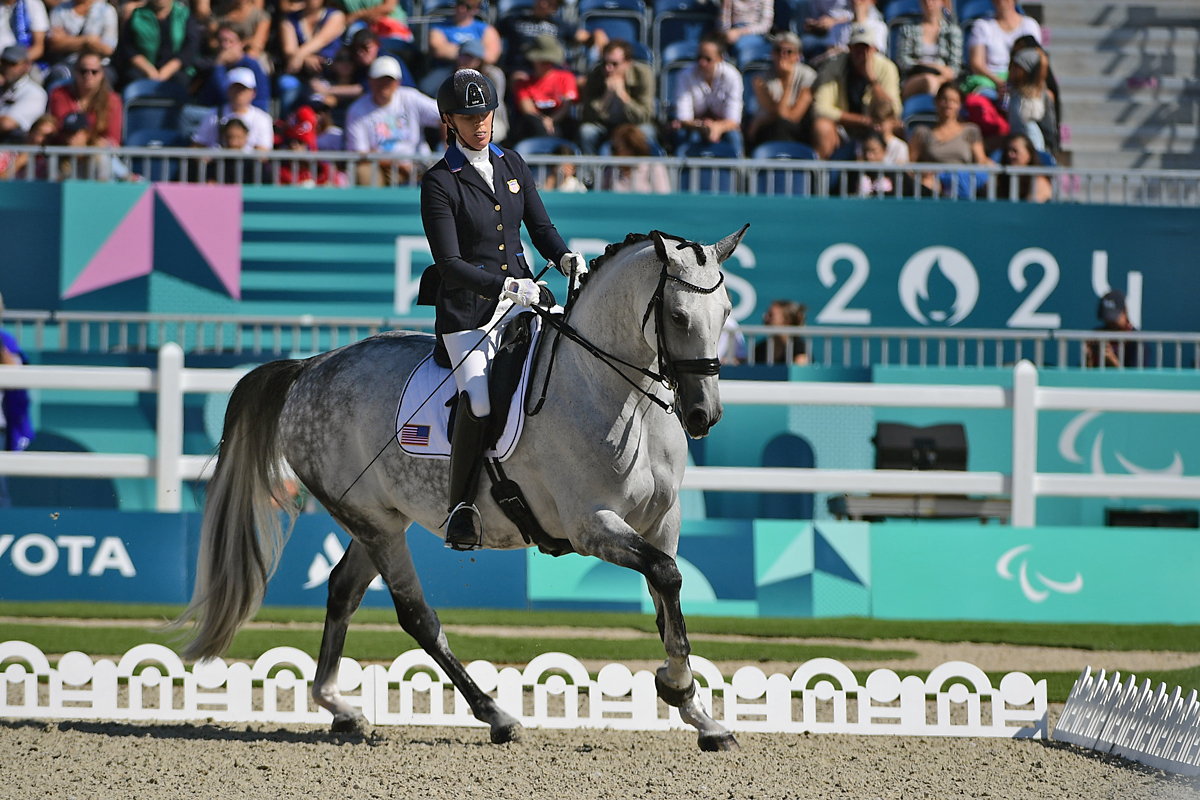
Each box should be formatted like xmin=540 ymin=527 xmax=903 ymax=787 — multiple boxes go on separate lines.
xmin=683 ymin=404 xmax=722 ymax=438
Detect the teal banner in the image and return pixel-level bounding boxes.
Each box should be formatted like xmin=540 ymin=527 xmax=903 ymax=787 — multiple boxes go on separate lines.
xmin=2 ymin=184 xmax=1200 ymax=332
xmin=870 ymin=523 xmax=1200 ymax=624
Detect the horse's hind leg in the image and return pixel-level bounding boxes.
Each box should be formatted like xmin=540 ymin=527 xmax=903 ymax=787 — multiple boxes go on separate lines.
xmin=313 ymin=538 xmax=380 ymax=733
xmin=366 ymin=526 xmax=523 ymax=744
xmin=578 ymin=509 xmax=740 ymax=752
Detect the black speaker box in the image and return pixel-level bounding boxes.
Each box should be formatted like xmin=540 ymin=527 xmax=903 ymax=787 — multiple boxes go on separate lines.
xmin=873 ymin=423 xmax=968 ymax=471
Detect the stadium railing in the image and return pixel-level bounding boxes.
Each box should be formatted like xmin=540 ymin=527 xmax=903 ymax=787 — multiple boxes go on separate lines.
xmin=1 ymin=347 xmax=1197 ymax=522
xmin=5 ymin=310 xmax=1198 ymax=370
xmin=4 ymin=145 xmax=1200 ymax=206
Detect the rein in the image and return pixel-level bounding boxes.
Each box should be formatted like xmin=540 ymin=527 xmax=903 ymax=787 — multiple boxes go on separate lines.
xmin=527 ymin=234 xmax=724 ymax=420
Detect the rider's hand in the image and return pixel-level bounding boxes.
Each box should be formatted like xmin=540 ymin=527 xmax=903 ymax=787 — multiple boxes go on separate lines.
xmin=559 ymin=252 xmax=588 ymax=278
xmin=502 ymin=277 xmax=545 ymax=307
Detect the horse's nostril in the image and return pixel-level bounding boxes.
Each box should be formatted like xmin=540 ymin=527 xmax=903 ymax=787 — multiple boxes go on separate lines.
xmin=686 ymin=409 xmax=708 ymax=432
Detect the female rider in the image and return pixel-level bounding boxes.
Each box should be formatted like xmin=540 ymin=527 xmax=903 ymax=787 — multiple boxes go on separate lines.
xmin=420 ymin=68 xmax=586 ymax=551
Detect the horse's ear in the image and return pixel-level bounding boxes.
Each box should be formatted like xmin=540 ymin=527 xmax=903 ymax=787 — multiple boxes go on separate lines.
xmin=713 ymin=224 xmax=749 ymax=265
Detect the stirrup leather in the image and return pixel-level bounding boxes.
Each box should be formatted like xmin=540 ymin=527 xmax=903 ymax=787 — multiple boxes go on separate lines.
xmin=444 ymin=501 xmax=483 ymax=551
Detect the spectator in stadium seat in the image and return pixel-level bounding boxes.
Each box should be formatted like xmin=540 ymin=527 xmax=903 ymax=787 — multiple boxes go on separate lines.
xmin=716 ymin=0 xmax=772 ymax=66
xmin=45 ymin=0 xmax=118 ymax=85
xmin=0 ymin=292 xmax=33 ymax=508
xmin=277 ymin=105 xmax=335 ymax=186
xmin=309 ymin=31 xmax=378 ymax=119
xmin=671 ymin=33 xmax=744 ymax=156
xmin=457 ymin=37 xmax=507 ymax=144
xmin=578 ymin=38 xmax=655 ymax=155
xmin=754 ymin=299 xmax=808 ymax=365
xmin=309 ymin=93 xmax=344 ymax=149
xmin=280 ymin=0 xmax=345 ymax=78
xmin=499 ymin=0 xmax=595 ymax=84
xmin=799 ymin=0 xmax=850 ymax=57
xmin=868 ymin=95 xmax=907 ymax=163
xmin=193 ymin=66 xmax=273 ymax=150
xmin=511 ymin=33 xmax=577 ymax=141
xmin=851 ymin=129 xmax=896 ymax=196
xmin=964 ymin=0 xmax=1040 ymax=98
xmin=117 ymin=0 xmax=201 ymax=88
xmin=908 ymin=81 xmax=991 ymax=194
xmin=48 ymin=49 xmax=121 ymax=145
xmin=1007 ymin=43 xmax=1055 ymax=153
xmin=996 ymin=131 xmax=1050 ymax=202
xmin=0 ymin=44 xmax=46 ymax=137
xmin=344 ymin=54 xmax=440 ymax=184
xmin=339 ymin=0 xmax=412 ymax=44
xmin=423 ymin=0 xmax=500 ymax=94
xmin=601 ymin=122 xmax=670 ymax=193
xmin=746 ymin=32 xmax=817 ymax=152
xmin=894 ymin=0 xmax=961 ymax=100
xmin=1086 ymin=290 xmax=1147 ymax=369
xmin=194 ymin=23 xmax=269 ymax=110
xmin=811 ymin=23 xmax=899 ymax=160
xmin=0 ymin=0 xmax=48 ymax=67
xmin=207 ymin=0 xmax=270 ymax=64
xmin=542 ymin=141 xmax=587 ymax=192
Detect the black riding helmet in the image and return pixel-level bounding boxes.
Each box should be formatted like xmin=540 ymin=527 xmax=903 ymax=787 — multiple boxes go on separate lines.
xmin=437 ymin=69 xmax=499 ymax=117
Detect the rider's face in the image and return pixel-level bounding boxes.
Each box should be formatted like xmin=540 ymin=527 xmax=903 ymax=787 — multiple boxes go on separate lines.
xmin=449 ymin=111 xmax=493 ymax=150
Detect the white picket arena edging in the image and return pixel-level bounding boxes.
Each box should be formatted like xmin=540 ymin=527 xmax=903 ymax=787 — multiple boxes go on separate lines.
xmin=1052 ymin=666 xmax=1200 ymax=775
xmin=1 ymin=347 xmax=1198 ymax=523
xmin=0 ymin=642 xmax=1048 ymax=738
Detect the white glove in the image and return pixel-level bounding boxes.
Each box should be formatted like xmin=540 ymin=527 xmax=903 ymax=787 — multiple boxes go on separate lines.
xmin=559 ymin=252 xmax=588 ymax=278
xmin=501 ymin=277 xmax=544 ymax=307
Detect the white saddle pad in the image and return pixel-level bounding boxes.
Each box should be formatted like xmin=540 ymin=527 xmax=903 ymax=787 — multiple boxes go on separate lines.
xmin=394 ymin=317 xmax=542 ymax=462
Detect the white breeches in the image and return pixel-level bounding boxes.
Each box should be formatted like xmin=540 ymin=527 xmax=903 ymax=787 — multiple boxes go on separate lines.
xmin=442 ymin=298 xmax=519 ymax=418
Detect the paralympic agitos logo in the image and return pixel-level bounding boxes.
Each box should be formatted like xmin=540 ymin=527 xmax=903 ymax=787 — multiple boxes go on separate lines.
xmin=995 ymin=544 xmax=1082 ymax=603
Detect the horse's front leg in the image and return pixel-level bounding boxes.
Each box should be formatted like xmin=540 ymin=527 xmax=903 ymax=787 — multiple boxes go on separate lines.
xmin=577 ymin=509 xmax=739 ymax=752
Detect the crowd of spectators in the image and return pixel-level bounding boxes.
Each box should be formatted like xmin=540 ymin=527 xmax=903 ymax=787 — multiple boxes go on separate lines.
xmin=0 ymin=0 xmax=1058 ymax=196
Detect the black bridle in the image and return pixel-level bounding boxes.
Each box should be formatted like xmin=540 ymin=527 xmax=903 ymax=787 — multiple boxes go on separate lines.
xmin=528 ymin=232 xmax=724 ymax=419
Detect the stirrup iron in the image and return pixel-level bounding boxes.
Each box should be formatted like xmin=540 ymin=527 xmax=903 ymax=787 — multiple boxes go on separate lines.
xmin=444 ymin=501 xmax=484 ymax=551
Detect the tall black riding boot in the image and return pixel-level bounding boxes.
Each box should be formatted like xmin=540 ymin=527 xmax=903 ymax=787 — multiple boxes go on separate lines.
xmin=445 ymin=392 xmax=489 ymax=551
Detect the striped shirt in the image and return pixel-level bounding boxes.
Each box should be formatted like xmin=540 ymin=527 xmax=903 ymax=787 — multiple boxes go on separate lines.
xmin=719 ymin=0 xmax=773 ymax=37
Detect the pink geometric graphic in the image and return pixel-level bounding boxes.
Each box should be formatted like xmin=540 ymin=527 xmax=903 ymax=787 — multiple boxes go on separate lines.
xmin=155 ymin=184 xmax=243 ymax=299
xmin=62 ymin=189 xmax=155 ymax=299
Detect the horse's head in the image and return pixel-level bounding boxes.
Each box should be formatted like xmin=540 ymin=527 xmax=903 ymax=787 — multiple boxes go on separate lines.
xmin=649 ymin=225 xmax=747 ymax=438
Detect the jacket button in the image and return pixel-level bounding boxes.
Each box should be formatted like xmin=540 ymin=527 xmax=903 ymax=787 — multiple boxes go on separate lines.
xmin=494 ymin=204 xmax=501 ymax=211
xmin=502 ymin=265 xmax=508 ymax=270
xmin=498 ymin=244 xmax=505 ymax=251
xmin=496 ymin=224 xmax=503 ymax=231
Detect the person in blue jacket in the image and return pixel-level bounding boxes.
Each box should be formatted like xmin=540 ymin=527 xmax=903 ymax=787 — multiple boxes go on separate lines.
xmin=0 ymin=295 xmax=34 ymax=507
xmin=420 ymin=68 xmax=586 ymax=550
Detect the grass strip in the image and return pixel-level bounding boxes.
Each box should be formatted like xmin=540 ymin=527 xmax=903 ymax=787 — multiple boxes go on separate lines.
xmin=2 ymin=602 xmax=1198 ymax=653
xmin=0 ymin=623 xmax=911 ymax=666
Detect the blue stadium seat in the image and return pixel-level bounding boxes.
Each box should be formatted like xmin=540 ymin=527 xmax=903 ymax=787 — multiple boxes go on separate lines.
xmin=122 ymin=81 xmax=190 ymax=143
xmin=902 ymin=92 xmax=937 ymax=130
xmin=678 ymin=140 xmax=739 ymax=194
xmin=735 ymin=35 xmax=773 ymax=70
xmin=496 ymin=0 xmax=534 ymax=18
xmin=513 ymin=136 xmax=581 ymax=156
xmin=125 ymin=129 xmax=190 ymax=148
xmin=741 ymin=66 xmax=767 ymax=119
xmin=884 ymin=0 xmax=920 ymax=23
xmin=658 ymin=44 xmax=696 ymax=117
xmin=653 ymin=0 xmax=715 ymax=56
xmin=125 ymin=129 xmax=189 ymax=181
xmin=955 ymin=0 xmax=1021 ymax=26
xmin=584 ymin=15 xmax=644 ymax=44
xmin=659 ymin=38 xmax=697 ymax=65
xmin=631 ymin=40 xmax=655 ymax=66
xmin=751 ymin=141 xmax=815 ymax=195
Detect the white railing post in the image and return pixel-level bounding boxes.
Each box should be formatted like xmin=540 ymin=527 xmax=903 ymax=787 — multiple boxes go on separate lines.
xmin=155 ymin=343 xmax=184 ymax=512
xmin=1011 ymin=360 xmax=1038 ymax=527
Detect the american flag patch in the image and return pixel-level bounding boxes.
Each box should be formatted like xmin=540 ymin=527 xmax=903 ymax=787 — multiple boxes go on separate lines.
xmin=400 ymin=424 xmax=430 ymax=446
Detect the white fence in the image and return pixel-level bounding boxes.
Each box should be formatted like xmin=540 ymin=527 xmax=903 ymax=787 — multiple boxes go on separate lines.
xmin=1 ymin=345 xmax=1198 ymax=524
xmin=0 ymin=641 xmax=1047 ymax=738
xmin=1053 ymin=667 xmax=1200 ymax=776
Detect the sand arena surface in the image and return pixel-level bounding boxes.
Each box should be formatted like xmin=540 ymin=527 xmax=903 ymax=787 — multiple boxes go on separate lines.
xmin=2 ymin=715 xmax=1198 ymax=800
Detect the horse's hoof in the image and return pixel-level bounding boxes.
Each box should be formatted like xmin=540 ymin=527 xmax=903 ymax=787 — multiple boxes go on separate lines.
xmin=330 ymin=713 xmax=369 ymax=734
xmin=699 ymin=731 xmax=740 ymax=752
xmin=490 ymin=721 xmax=523 ymax=744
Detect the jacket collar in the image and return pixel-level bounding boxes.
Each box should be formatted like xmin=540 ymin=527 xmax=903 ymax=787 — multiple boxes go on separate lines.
xmin=444 ymin=142 xmax=504 ymax=173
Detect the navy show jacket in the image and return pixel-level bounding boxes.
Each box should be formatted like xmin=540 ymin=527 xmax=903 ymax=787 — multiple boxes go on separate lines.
xmin=421 ymin=142 xmax=570 ymax=366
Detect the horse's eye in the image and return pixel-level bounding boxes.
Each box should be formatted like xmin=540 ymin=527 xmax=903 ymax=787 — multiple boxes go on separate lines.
xmin=671 ymin=312 xmax=687 ymax=327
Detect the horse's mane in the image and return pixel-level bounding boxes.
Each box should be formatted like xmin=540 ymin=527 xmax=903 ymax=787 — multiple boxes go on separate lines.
xmin=579 ymin=231 xmax=708 ymax=290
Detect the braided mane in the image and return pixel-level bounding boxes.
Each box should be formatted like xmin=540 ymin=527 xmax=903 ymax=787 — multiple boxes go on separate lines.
xmin=579 ymin=230 xmax=707 ymax=289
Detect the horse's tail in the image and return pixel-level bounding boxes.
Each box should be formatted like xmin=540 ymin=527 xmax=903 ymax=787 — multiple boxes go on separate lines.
xmin=169 ymin=358 xmax=308 ymax=661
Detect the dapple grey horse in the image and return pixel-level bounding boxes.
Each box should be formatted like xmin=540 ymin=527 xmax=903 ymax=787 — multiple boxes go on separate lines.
xmin=173 ymin=226 xmax=747 ymax=751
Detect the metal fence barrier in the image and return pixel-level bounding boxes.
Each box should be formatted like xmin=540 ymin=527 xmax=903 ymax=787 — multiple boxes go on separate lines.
xmin=4 ymin=145 xmax=1200 ymax=206
xmin=0 ymin=348 xmax=1197 ymax=523
xmin=5 ymin=310 xmax=1198 ymax=370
